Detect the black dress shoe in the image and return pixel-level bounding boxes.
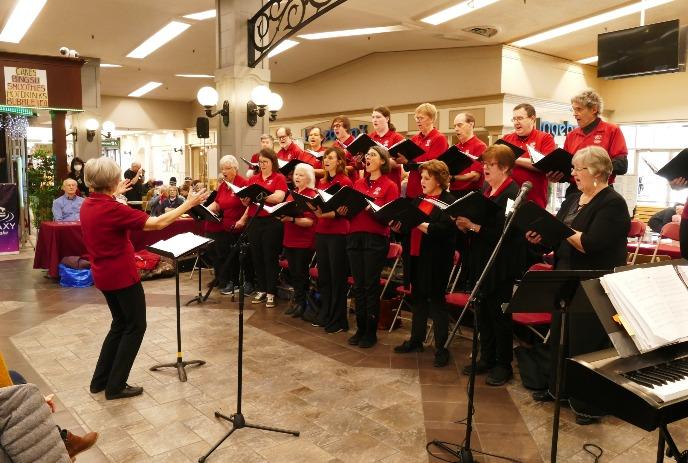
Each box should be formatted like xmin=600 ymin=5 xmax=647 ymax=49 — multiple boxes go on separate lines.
xmin=105 ymin=384 xmax=143 ymax=400
xmin=461 ymin=359 xmax=494 ymax=376
xmin=433 ymin=348 xmax=450 ymax=368
xmin=485 ymin=365 xmax=513 ymax=386
xmin=347 ymin=331 xmax=363 ymax=345
xmin=89 ymin=385 xmax=105 ymax=394
xmin=393 ymin=340 xmax=424 ymax=354
xmin=575 ymin=414 xmax=600 ymax=426
xmin=532 ymin=390 xmax=554 ymax=402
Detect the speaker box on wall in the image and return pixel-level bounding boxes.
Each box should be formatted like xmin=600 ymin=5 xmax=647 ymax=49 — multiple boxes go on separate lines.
xmin=196 ymin=117 xmax=210 ymax=139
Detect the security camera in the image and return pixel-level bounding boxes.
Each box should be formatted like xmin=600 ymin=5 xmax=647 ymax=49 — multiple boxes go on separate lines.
xmin=69 ymin=49 xmax=78 ymax=58
xmin=59 ymin=47 xmax=69 ymax=56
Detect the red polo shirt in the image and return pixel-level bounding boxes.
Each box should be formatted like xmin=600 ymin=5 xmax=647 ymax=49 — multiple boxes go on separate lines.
xmin=283 ymin=187 xmax=317 ymax=249
xmin=564 ymin=118 xmax=627 ymax=184
xmin=80 ymin=192 xmax=150 ymax=291
xmin=449 ymin=136 xmax=486 ymax=192
xmin=502 ymin=129 xmax=556 ymax=208
xmin=315 ymin=174 xmax=352 ymax=235
xmin=408 ymin=128 xmax=448 ymax=198
xmin=246 ymin=171 xmax=288 ymax=217
xmin=277 ymin=142 xmax=304 ymax=162
xmin=349 ymin=175 xmax=399 ymax=237
xmin=205 ymin=175 xmax=248 ymax=233
xmin=370 ymin=130 xmax=405 ymax=191
xmin=299 ymin=146 xmax=325 ymax=168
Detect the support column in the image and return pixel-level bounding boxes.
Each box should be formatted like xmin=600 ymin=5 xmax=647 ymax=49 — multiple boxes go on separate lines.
xmin=211 ymin=0 xmax=270 ymax=179
xmin=50 ymin=110 xmax=68 ymax=183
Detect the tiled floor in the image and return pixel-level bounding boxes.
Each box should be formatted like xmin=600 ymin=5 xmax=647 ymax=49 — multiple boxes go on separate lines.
xmin=0 ymin=256 xmax=680 ymax=462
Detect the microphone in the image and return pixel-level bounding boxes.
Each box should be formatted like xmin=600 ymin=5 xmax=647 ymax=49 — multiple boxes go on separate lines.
xmin=509 ymin=181 xmax=532 ymax=215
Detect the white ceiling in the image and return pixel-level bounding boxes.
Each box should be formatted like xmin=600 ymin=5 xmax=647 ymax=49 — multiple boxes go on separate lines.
xmin=1 ymin=0 xmax=687 ymax=102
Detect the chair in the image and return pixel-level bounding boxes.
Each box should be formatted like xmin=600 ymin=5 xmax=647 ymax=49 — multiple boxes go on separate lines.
xmin=512 ymin=264 xmax=553 ymax=343
xmin=650 ymin=222 xmax=680 ymax=263
xmin=626 ymin=219 xmax=647 ymax=265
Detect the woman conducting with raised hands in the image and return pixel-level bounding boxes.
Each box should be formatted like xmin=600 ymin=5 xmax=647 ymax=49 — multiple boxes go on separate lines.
xmin=393 ymin=160 xmax=456 ymax=367
xmin=80 ymin=156 xmax=208 ymax=401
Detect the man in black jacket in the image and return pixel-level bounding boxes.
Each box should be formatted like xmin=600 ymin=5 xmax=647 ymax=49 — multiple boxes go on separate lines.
xmin=648 ymin=203 xmax=682 ymax=233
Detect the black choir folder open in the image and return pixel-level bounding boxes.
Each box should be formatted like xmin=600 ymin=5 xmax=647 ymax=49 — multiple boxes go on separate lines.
xmin=644 ymin=148 xmax=688 ymax=180
xmin=526 ymin=145 xmax=573 ymax=176
xmin=388 ymin=139 xmax=425 ymax=160
xmin=259 ymin=200 xmax=303 ymax=218
xmin=228 ymin=182 xmax=272 ymax=202
xmin=368 ymin=197 xmax=429 ymax=231
xmin=345 ymin=133 xmax=379 ymax=156
xmin=423 ymin=191 xmax=499 ymax=224
xmin=291 ymin=185 xmax=372 ymax=219
xmin=494 ymin=139 xmax=525 ymax=158
xmin=434 ymin=145 xmax=476 ymax=175
xmin=512 ymin=201 xmax=575 ymax=248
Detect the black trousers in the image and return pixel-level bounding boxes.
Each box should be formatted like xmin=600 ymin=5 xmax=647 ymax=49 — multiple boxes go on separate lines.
xmin=207 ymin=231 xmax=236 ymax=287
xmin=347 ymin=232 xmax=388 ymax=324
xmin=284 ymin=247 xmax=313 ymax=306
xmin=477 ymin=288 xmax=513 ymax=367
xmin=409 ymin=256 xmax=449 ymax=349
xmin=315 ymin=233 xmax=349 ymax=329
xmin=247 ymin=217 xmax=283 ymax=295
xmin=91 ymin=282 xmax=146 ymax=395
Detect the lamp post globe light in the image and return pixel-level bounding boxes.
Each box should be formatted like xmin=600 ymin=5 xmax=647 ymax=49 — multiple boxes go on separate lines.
xmin=197 ymin=86 xmax=229 ymax=127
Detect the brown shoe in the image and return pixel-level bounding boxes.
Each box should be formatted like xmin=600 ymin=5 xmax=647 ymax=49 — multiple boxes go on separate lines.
xmin=64 ymin=431 xmax=99 ymax=459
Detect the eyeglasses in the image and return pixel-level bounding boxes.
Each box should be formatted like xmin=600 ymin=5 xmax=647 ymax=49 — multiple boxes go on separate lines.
xmin=482 ymin=161 xmax=499 ymax=167
xmin=511 ymin=116 xmax=529 ymax=122
xmin=331 ymin=123 xmax=343 ymax=129
xmin=258 ymin=160 xmax=270 ymax=165
xmin=277 ymin=135 xmax=289 ymax=140
xmin=572 ymin=166 xmax=588 ymax=172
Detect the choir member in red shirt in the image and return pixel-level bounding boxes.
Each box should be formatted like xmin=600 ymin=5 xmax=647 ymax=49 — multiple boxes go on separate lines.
xmin=248 ymin=134 xmax=275 ymax=176
xmin=81 ymin=157 xmax=207 ymax=400
xmin=301 ymin=126 xmax=326 ymax=169
xmin=393 ymin=160 xmax=456 ymax=367
xmin=346 ymin=146 xmax=399 ymax=347
xmin=449 ymin=112 xmax=485 ymax=198
xmin=369 ymin=106 xmax=404 ymax=191
xmin=501 ymin=104 xmax=557 ymax=208
xmin=205 ymin=155 xmax=247 ymax=295
xmin=331 ymin=115 xmax=360 ymax=182
xmin=311 ymin=147 xmax=352 ymax=330
xmin=237 ymin=149 xmax=288 ymax=309
xmin=275 ymin=127 xmax=305 ymax=162
xmin=280 ymin=163 xmax=318 ymax=318
xmin=564 ymin=89 xmax=628 ymax=195
xmin=398 ymin=103 xmax=449 ymax=199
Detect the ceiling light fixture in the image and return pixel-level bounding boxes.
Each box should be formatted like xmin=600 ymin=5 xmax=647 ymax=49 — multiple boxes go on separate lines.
xmin=183 ymin=9 xmax=216 ymax=20
xmin=126 ymin=21 xmax=191 ymax=59
xmin=100 ymin=63 xmax=123 ymax=68
xmin=0 ymin=0 xmax=47 ymax=43
xmin=511 ymin=0 xmax=674 ymax=47
xmin=577 ymin=56 xmax=598 ymax=65
xmin=175 ymin=74 xmax=214 ymax=78
xmin=102 ymin=120 xmax=116 ymax=139
xmin=421 ymin=0 xmax=501 ymax=26
xmin=298 ymin=25 xmax=408 ymax=40
xmin=267 ymin=40 xmax=299 ymax=58
xmin=128 ymin=82 xmax=162 ymax=98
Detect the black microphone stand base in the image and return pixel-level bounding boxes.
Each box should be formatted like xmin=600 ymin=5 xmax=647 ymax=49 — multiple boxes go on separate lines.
xmin=198 ymin=412 xmax=299 ymax=463
xmin=150 ymin=357 xmax=206 ymax=383
xmin=431 ymin=440 xmax=474 ymax=463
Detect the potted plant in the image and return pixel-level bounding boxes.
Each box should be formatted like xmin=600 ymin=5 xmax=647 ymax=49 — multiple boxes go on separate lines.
xmin=27 ymin=148 xmax=61 ymax=229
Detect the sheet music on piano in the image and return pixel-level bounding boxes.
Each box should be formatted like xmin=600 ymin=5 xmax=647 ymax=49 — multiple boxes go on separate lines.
xmin=600 ymin=264 xmax=688 ymax=353
xmin=148 ymin=232 xmax=212 ymax=258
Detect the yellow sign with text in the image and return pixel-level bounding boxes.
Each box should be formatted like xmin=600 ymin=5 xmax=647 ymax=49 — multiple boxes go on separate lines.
xmin=4 ymin=66 xmax=49 ymax=108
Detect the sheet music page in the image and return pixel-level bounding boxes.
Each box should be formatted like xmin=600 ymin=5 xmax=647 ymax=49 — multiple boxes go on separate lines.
xmin=277 ymin=159 xmax=288 ymax=169
xmin=149 ymin=232 xmax=211 ymax=258
xmin=526 ymin=145 xmax=545 ymax=163
xmin=318 ymin=189 xmax=334 ymax=202
xmin=641 ymin=157 xmax=659 ymax=174
xmin=228 ymin=182 xmax=243 ymax=194
xmin=305 ymin=149 xmax=323 ymax=158
xmin=367 ymin=199 xmax=382 ymax=212
xmin=421 ymin=197 xmax=448 ymax=209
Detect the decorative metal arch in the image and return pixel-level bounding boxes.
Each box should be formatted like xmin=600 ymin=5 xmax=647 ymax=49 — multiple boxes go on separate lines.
xmin=248 ymin=0 xmax=349 ymax=68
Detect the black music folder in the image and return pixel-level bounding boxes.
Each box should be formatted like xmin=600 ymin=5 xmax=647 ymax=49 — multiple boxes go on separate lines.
xmin=512 ymin=201 xmax=574 ymax=248
xmin=494 ymin=139 xmax=525 ymax=158
xmin=435 ymin=145 xmax=477 ymax=175
xmin=527 ymin=146 xmax=573 ymax=175
xmin=228 ymin=183 xmax=272 ymax=201
xmin=368 ymin=197 xmax=429 ymax=231
xmin=260 ymin=200 xmax=303 ymax=218
xmin=645 ymin=148 xmax=688 ymax=181
xmin=241 ymin=157 xmax=259 ymax=170
xmin=423 ymin=190 xmax=499 ymax=224
xmin=345 ymin=133 xmax=379 ymax=156
xmin=189 ymin=204 xmax=221 ymax=223
xmin=304 ymin=149 xmax=324 ymax=160
xmin=278 ymin=158 xmax=304 ymax=176
xmin=388 ymin=139 xmax=425 ymax=160
xmin=319 ymin=186 xmax=374 ymax=218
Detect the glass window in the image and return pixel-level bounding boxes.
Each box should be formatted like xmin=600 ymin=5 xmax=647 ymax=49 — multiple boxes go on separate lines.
xmin=620 ymin=125 xmax=636 ymax=149
xmin=637 ymin=151 xmax=671 ymax=205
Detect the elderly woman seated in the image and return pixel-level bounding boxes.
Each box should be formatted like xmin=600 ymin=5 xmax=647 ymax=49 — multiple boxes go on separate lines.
xmin=154 ymin=185 xmax=185 ymax=216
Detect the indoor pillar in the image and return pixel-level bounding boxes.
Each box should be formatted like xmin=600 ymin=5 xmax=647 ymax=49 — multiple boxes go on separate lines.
xmin=50 ymin=110 xmax=68 ymax=182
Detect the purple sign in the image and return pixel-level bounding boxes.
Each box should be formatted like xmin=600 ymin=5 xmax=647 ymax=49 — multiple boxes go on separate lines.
xmin=0 ymin=184 xmax=19 ymax=254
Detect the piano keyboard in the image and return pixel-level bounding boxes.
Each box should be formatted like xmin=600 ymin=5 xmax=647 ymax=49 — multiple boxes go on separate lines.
xmin=622 ymin=357 xmax=688 ymax=403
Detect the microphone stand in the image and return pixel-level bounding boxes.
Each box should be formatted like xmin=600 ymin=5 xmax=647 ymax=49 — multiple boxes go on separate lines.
xmin=434 ymin=191 xmax=527 ymax=463
xmin=199 ymin=195 xmax=299 ymax=463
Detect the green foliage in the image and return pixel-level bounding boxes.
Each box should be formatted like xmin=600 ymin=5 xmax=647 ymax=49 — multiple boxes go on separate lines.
xmin=27 ymin=148 xmax=61 ymax=229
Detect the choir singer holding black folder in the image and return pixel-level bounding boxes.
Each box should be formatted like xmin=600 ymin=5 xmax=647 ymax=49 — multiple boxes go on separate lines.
xmin=393 ymin=160 xmax=456 ymax=367
xmin=524 ymin=146 xmax=630 ymax=425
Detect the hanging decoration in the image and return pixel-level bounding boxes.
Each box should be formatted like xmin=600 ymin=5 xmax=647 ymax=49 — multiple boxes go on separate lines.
xmin=0 ymin=114 xmax=29 ymax=139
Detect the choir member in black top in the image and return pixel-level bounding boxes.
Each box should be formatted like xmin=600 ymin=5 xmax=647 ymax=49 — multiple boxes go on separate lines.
xmin=456 ymin=144 xmax=527 ymax=386
xmin=393 ymin=160 xmax=456 ymax=367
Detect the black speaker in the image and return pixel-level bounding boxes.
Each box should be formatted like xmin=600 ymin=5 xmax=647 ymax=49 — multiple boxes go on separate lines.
xmin=196 ymin=117 xmax=210 ymax=139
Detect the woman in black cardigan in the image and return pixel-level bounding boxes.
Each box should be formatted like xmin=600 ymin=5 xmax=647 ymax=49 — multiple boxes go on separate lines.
xmin=526 ymin=145 xmax=630 ymax=424
xmin=393 ymin=160 xmax=456 ymax=367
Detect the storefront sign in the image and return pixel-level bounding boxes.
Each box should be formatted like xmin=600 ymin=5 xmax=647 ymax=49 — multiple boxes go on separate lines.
xmin=0 ymin=184 xmax=20 ymax=254
xmin=3 ymin=67 xmax=48 ymax=108
xmin=537 ymin=119 xmax=576 ymax=137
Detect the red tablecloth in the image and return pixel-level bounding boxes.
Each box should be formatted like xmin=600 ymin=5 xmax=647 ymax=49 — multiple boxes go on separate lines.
xmin=34 ymin=219 xmax=201 ymax=278
xmin=626 ymin=241 xmax=682 ymax=259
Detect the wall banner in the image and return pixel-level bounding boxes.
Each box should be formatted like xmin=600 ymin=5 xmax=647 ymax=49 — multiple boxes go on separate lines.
xmin=0 ymin=184 xmax=20 ymax=254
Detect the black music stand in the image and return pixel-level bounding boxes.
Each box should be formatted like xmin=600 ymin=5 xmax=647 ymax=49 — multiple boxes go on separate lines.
xmin=147 ymin=236 xmax=213 ymax=382
xmin=506 ymin=269 xmax=607 ymax=463
xmin=186 ymin=202 xmax=221 ymax=306
xmin=186 ymin=251 xmax=214 ymax=306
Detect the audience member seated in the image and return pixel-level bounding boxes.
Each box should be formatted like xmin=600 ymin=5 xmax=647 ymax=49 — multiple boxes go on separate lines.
xmin=154 ymin=186 xmax=184 ymax=216
xmin=648 ymin=203 xmax=683 ymax=233
xmin=51 ymin=179 xmax=84 ymax=222
xmin=179 ymin=184 xmax=190 ymax=198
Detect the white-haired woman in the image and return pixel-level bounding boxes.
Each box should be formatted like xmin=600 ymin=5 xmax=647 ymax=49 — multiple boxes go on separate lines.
xmin=205 ymin=155 xmax=248 ymax=294
xmin=280 ymin=163 xmax=318 ymax=317
xmin=80 ymin=157 xmax=207 ymax=401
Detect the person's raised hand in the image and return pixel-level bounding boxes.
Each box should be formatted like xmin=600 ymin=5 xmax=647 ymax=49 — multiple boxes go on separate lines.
xmin=186 ymin=188 xmax=209 ymax=207
xmin=114 ymin=179 xmax=132 ymax=196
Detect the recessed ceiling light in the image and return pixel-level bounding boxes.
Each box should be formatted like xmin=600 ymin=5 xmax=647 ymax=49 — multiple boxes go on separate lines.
xmin=267 ymin=40 xmax=299 ymax=58
xmin=421 ymin=0 xmax=501 ymax=26
xmin=0 ymin=0 xmax=47 ymax=43
xmin=100 ymin=63 xmax=123 ymax=68
xmin=175 ymin=74 xmax=214 ymax=78
xmin=183 ymin=9 xmax=216 ymax=20
xmin=298 ymin=25 xmax=408 ymax=40
xmin=511 ymin=0 xmax=674 ymax=47
xmin=126 ymin=21 xmax=191 ymax=59
xmin=128 ymin=82 xmax=162 ymax=97
xmin=577 ymin=56 xmax=598 ymax=65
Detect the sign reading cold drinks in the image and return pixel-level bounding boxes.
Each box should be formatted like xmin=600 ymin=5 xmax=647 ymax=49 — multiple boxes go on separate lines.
xmin=4 ymin=66 xmax=49 ymax=108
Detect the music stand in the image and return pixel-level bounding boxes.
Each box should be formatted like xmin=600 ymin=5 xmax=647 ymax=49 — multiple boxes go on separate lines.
xmin=147 ymin=234 xmax=213 ymax=382
xmin=186 ymin=203 xmax=221 ymax=306
xmin=506 ymin=269 xmax=607 ymax=463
